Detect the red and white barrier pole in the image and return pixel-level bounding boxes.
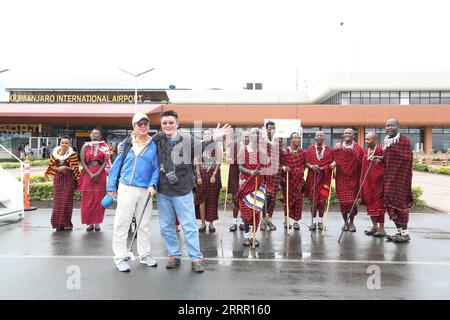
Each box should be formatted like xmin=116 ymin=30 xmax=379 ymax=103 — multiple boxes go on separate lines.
xmin=23 ymin=157 xmax=37 ymax=211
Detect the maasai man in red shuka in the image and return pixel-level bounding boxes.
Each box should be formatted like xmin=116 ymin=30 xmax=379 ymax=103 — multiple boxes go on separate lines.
xmin=280 ymin=132 xmax=306 ymax=230
xmin=382 ymin=119 xmax=413 ymax=243
xmin=259 ymin=120 xmax=283 ymax=231
xmin=227 ymin=139 xmax=242 ymax=232
xmin=305 ymin=131 xmax=334 ymax=231
xmin=44 ymin=136 xmax=80 ymax=231
xmin=78 ymin=128 xmax=109 ymax=232
xmin=360 ymin=132 xmax=386 ymax=237
xmin=333 ymin=128 xmax=364 ymax=232
xmin=195 ymin=129 xmax=222 ymax=233
xmin=237 ymin=128 xmax=265 ymax=246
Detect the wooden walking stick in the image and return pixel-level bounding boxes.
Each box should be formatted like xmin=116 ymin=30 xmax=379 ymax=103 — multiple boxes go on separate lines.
xmin=310 ymin=170 xmax=317 ymax=235
xmin=321 ymin=169 xmax=334 ymax=237
xmin=252 ymin=175 xmax=259 ymax=248
xmin=220 ymin=182 xmax=229 ymax=244
xmin=338 ymin=160 xmax=374 ymax=243
xmin=286 ymin=171 xmax=290 ymax=235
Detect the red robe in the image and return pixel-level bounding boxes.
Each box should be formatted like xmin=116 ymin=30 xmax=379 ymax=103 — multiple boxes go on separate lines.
xmin=237 ymin=146 xmax=264 ymax=227
xmin=334 ymin=142 xmax=364 ymax=214
xmin=262 ymin=139 xmax=283 ymax=217
xmin=360 ymin=144 xmax=385 ymax=217
xmin=227 ymin=142 xmax=241 ymax=208
xmin=195 ymin=149 xmax=221 ymax=222
xmin=78 ymin=144 xmax=108 ymax=225
xmin=280 ymin=146 xmax=306 ymax=220
xmin=304 ymin=144 xmax=334 ymax=211
xmin=383 ymin=134 xmax=413 ymax=224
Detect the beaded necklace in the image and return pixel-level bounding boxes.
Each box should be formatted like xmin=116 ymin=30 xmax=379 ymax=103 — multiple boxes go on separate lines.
xmin=382 ymin=133 xmax=400 ymax=150
xmin=289 ymin=145 xmax=301 ymax=155
xmin=367 ymin=146 xmax=376 ymax=160
xmin=342 ymin=140 xmax=355 ymax=150
xmin=315 ymin=144 xmax=325 ymax=160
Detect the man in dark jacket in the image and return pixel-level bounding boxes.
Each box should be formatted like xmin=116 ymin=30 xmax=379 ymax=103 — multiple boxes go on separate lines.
xmin=153 ymin=110 xmax=231 ymax=272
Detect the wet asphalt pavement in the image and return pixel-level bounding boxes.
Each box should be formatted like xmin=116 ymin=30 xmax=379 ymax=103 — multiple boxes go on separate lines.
xmin=0 ymin=207 xmax=449 ymax=300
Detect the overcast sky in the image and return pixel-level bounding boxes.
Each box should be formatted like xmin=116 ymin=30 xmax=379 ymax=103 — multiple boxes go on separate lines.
xmin=1 ymin=0 xmax=450 ymax=100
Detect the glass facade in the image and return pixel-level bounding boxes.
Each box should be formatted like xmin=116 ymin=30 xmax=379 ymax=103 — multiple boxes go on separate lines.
xmin=364 ymin=127 xmax=424 ymax=151
xmin=302 ymin=126 xmax=358 ymax=149
xmin=323 ymin=91 xmax=450 ymax=105
xmin=432 ymin=127 xmax=450 ymax=152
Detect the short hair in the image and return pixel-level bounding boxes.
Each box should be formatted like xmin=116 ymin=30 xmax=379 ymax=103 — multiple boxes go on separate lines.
xmin=60 ymin=136 xmax=72 ymax=142
xmin=290 ymin=132 xmax=300 ymax=139
xmin=161 ymin=109 xmax=178 ymax=120
xmin=386 ymin=118 xmax=400 ymax=127
xmin=265 ymin=120 xmax=275 ymax=129
xmin=91 ymin=128 xmax=102 ymax=136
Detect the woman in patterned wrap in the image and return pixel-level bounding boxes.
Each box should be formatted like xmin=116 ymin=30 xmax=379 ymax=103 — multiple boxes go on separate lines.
xmin=44 ymin=136 xmax=80 ymax=231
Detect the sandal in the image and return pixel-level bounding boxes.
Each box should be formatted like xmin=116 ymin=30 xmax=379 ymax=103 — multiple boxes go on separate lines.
xmin=386 ymin=234 xmax=399 ymax=241
xmin=208 ymin=225 xmax=216 ymax=233
xmin=293 ymin=222 xmax=300 ymax=230
xmin=267 ymin=220 xmax=277 ymax=231
xmin=364 ymin=227 xmax=377 ymax=236
xmin=348 ymin=224 xmax=356 ymax=232
xmin=198 ymin=225 xmax=206 ymax=232
xmin=229 ymin=224 xmax=237 ymax=232
xmin=373 ymin=230 xmax=386 ymax=237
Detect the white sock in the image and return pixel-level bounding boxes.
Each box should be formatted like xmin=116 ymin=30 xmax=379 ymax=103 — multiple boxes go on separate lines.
xmin=233 ymin=218 xmax=238 ymax=224
xmin=318 ymin=217 xmax=323 ymax=223
xmin=313 ymin=217 xmax=317 ymax=224
xmin=397 ymin=227 xmax=402 ymax=234
xmin=401 ymin=229 xmax=409 ymax=236
xmin=244 ymin=232 xmax=252 ymax=239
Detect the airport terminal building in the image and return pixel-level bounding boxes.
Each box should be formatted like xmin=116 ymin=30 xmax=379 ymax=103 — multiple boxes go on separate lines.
xmin=1 ymin=72 xmax=449 ymax=157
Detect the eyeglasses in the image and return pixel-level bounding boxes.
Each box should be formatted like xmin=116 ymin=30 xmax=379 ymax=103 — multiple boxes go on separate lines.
xmin=136 ymin=120 xmax=150 ymax=127
xmin=161 ymin=121 xmax=175 ymax=125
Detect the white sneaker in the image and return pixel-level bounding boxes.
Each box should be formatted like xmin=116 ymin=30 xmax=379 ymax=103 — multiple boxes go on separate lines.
xmin=140 ymin=255 xmax=158 ymax=267
xmin=116 ymin=261 xmax=131 ymax=272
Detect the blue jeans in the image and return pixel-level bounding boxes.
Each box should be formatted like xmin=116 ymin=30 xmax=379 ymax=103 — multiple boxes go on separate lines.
xmin=157 ymin=192 xmax=203 ymax=262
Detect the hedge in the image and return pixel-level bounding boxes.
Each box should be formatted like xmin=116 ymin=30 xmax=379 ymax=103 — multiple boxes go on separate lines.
xmin=30 ymin=182 xmax=81 ymax=201
xmin=432 ymin=167 xmax=450 ymax=175
xmin=412 ymin=163 xmax=430 ymax=172
xmin=28 ymin=179 xmax=426 ymax=207
xmin=0 ymin=159 xmax=50 ymax=169
xmin=412 ymin=163 xmax=450 ymax=175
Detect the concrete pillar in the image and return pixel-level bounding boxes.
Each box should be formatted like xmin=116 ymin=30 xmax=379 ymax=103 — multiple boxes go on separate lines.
xmin=357 ymin=126 xmax=365 ymax=146
xmin=424 ymin=126 xmax=433 ymax=154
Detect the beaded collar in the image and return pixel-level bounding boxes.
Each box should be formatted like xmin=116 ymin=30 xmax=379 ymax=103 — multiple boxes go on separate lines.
xmin=52 ymin=146 xmax=73 ymax=161
xmin=288 ymin=145 xmax=301 ymax=155
xmin=315 ymin=144 xmax=326 ymax=160
xmin=382 ymin=133 xmax=400 ymax=150
xmin=342 ymin=140 xmax=355 ymax=150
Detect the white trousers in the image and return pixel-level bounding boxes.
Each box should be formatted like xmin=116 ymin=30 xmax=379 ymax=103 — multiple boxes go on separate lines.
xmin=112 ymin=183 xmax=152 ymax=265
